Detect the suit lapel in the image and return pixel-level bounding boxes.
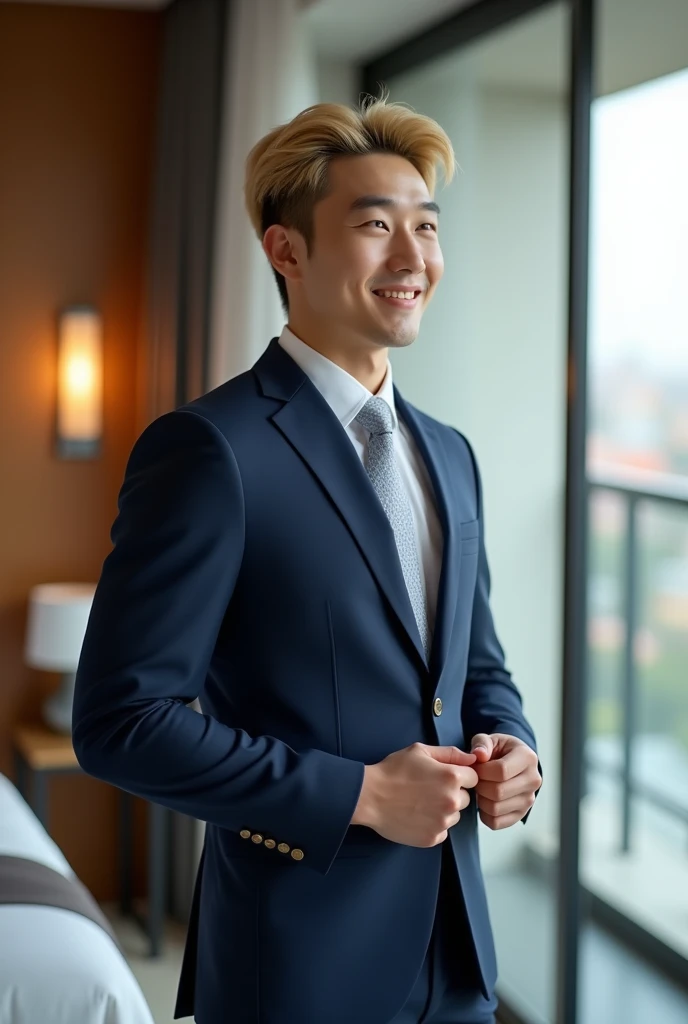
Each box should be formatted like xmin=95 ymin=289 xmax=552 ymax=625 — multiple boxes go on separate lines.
xmin=393 ymin=388 xmax=459 ymax=680
xmin=254 ymin=340 xmax=427 ymax=668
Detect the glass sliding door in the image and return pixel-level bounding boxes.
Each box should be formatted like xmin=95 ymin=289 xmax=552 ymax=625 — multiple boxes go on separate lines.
xmin=581 ymin=0 xmax=688 ymax=1021
xmin=379 ymin=5 xmax=570 ymax=1022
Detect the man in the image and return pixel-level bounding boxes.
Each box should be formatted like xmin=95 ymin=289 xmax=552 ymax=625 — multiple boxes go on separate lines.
xmin=73 ymin=96 xmax=542 ymax=1024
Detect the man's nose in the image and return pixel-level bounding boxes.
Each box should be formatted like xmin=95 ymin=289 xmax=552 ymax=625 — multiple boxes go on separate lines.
xmin=387 ymin=235 xmax=426 ymax=276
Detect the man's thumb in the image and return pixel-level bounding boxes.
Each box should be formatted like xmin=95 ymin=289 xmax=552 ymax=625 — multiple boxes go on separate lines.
xmin=471 ymin=734 xmax=494 ymax=761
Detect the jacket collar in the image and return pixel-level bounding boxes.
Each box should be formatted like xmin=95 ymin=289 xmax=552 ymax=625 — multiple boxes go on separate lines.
xmin=253 ymin=338 xmax=459 ymax=678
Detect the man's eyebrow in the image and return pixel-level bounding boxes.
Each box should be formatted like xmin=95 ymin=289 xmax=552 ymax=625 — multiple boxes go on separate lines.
xmin=348 ymin=195 xmax=440 ymax=215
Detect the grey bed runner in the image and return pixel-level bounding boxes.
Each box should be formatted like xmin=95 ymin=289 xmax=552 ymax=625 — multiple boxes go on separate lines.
xmin=0 ymin=854 xmax=122 ymax=951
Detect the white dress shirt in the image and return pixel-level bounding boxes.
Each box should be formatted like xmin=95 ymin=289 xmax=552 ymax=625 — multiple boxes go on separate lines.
xmin=278 ymin=325 xmax=444 ymax=640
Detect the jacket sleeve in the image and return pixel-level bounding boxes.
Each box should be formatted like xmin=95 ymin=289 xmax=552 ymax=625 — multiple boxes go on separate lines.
xmin=72 ymin=408 xmax=365 ymax=875
xmin=456 ymin=431 xmax=542 ymax=818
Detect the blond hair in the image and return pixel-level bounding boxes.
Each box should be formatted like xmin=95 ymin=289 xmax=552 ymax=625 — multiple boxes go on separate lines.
xmin=244 ymin=95 xmax=455 ymax=310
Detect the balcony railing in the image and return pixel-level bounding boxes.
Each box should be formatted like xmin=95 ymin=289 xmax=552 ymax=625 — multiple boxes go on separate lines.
xmin=586 ymin=465 xmax=688 ymax=853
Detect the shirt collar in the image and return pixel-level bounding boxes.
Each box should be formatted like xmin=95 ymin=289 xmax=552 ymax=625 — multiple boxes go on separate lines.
xmin=277 ymin=325 xmax=398 ymax=431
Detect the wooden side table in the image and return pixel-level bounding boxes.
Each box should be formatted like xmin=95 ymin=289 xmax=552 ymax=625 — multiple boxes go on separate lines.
xmin=12 ymin=723 xmax=169 ymax=957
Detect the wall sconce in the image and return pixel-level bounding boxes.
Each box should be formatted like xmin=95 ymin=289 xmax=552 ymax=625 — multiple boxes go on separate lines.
xmin=56 ymin=306 xmax=103 ymax=459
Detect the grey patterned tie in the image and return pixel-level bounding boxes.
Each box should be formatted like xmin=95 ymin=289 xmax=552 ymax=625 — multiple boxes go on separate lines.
xmin=355 ymin=397 xmax=430 ymax=660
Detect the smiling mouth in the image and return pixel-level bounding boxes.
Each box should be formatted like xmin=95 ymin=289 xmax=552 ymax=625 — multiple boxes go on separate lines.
xmin=372 ymin=288 xmax=422 ymax=308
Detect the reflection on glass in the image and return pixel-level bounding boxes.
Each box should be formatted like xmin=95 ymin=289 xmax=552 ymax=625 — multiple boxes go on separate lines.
xmin=588 ymin=71 xmax=688 ymax=480
xmin=582 ymin=495 xmax=688 ymax=1024
xmin=583 ymin=1 xmax=688 ymax=1020
xmin=586 ymin=491 xmax=625 ymax=748
xmin=584 ymin=498 xmax=688 ymax=954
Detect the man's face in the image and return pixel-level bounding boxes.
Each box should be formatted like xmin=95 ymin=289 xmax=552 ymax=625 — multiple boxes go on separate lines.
xmin=293 ymin=152 xmax=444 ymax=350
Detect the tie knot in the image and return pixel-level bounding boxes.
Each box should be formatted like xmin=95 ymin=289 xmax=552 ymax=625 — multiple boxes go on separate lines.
xmin=355 ymin=397 xmax=394 ymax=437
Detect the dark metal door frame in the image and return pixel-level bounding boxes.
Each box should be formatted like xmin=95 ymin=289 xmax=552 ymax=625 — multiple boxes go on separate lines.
xmin=361 ymin=2 xmax=594 ymax=1022
xmin=558 ymin=3 xmax=593 ymax=1024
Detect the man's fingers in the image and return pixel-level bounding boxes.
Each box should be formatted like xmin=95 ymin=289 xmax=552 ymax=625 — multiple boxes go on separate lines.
xmin=476 ymin=773 xmax=538 ymax=803
xmin=477 ymin=791 xmax=536 ymax=818
xmin=470 ymin=733 xmax=493 ymax=762
xmin=469 ymin=736 xmax=540 ymax=829
xmin=474 ymin=746 xmax=532 ymax=782
xmin=423 ymin=745 xmax=477 ymax=766
xmin=457 ymin=765 xmax=480 ymax=790
xmin=478 ymin=808 xmax=526 ymax=831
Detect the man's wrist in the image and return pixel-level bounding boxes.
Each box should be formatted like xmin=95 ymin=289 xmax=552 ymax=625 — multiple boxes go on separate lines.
xmin=350 ymin=764 xmax=381 ymax=828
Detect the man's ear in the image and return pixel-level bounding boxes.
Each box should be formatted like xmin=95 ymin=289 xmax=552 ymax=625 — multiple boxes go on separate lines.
xmin=262 ymin=224 xmax=303 ymax=285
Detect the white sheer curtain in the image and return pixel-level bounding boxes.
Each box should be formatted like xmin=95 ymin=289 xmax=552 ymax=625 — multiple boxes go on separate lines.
xmin=208 ymin=0 xmax=319 ymax=388
xmin=173 ymin=1 xmax=320 ymax=921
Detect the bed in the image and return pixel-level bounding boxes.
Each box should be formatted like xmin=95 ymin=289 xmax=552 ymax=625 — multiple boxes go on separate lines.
xmin=0 ymin=772 xmax=155 ymax=1024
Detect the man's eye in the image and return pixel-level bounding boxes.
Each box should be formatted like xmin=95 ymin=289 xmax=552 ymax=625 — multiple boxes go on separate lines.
xmin=419 ymin=223 xmax=438 ymax=232
xmin=366 ymin=220 xmax=387 ymax=229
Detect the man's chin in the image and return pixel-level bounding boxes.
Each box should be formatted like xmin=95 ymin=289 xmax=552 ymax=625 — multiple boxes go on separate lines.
xmin=355 ymin=311 xmax=421 ymax=349
xmin=383 ymin=322 xmax=420 ymax=349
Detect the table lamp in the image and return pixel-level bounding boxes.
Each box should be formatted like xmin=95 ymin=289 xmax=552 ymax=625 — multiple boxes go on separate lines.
xmin=24 ymin=583 xmax=97 ymax=734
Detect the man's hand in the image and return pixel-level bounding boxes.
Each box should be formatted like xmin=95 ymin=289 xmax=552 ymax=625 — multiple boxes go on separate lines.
xmin=470 ymin=733 xmax=542 ymax=830
xmin=351 ymin=743 xmax=479 ymax=848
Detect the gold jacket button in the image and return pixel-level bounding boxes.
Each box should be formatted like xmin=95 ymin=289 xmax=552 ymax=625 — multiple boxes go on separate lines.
xmin=239 ymin=830 xmax=251 ymax=840
xmin=264 ymin=839 xmax=276 ymax=849
xmin=251 ymin=833 xmax=264 ymax=844
xmin=290 ymin=849 xmax=304 ymax=861
xmin=277 ymin=842 xmax=290 ymax=854
xmin=433 ymin=697 xmax=443 ymax=716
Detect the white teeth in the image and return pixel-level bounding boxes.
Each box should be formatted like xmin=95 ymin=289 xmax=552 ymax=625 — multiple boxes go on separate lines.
xmin=378 ymin=290 xmax=417 ymax=300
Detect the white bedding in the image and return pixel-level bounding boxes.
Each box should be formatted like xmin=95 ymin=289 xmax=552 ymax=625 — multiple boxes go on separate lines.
xmin=0 ymin=773 xmax=155 ymax=1024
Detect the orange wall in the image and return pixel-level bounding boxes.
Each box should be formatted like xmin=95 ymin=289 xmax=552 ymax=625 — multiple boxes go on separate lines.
xmin=0 ymin=3 xmax=163 ymax=900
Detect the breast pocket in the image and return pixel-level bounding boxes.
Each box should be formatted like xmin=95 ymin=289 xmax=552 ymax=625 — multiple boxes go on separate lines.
xmin=460 ymin=518 xmax=480 ymax=556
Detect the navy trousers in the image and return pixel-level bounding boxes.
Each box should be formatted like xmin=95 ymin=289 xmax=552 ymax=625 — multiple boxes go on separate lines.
xmin=390 ymin=844 xmax=498 ymax=1024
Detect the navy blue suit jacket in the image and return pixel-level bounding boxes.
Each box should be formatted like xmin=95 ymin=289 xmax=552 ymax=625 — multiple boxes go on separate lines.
xmin=72 ymin=338 xmax=538 ymax=1024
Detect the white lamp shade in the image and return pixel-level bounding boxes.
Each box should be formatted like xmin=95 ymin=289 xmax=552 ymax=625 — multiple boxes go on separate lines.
xmin=25 ymin=583 xmax=97 ymax=672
